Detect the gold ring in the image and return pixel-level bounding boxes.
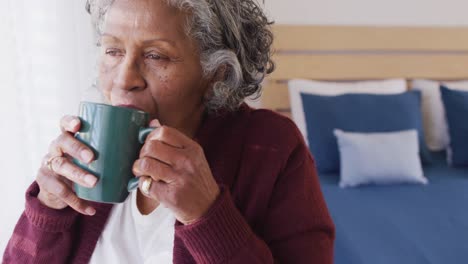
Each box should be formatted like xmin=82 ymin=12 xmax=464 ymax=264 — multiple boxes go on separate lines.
xmin=141 ymin=177 xmax=153 ymax=195
xmin=45 ymin=156 xmax=61 ymax=173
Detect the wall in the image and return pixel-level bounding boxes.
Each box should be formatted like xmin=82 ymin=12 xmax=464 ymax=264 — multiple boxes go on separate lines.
xmin=247 ymin=0 xmax=468 ymax=108
xmin=263 ymin=0 xmax=468 ymax=26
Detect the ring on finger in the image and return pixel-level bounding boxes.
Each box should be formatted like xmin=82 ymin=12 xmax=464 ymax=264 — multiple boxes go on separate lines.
xmin=141 ymin=177 xmax=153 ymax=195
xmin=45 ymin=155 xmax=62 ymax=173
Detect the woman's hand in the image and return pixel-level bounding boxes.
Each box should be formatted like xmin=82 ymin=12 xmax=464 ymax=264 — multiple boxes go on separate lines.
xmin=36 ymin=115 xmax=98 ymax=215
xmin=133 ymin=121 xmax=220 ymax=225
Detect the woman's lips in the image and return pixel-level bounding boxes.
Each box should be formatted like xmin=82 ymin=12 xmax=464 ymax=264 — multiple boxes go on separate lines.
xmin=116 ymin=104 xmax=145 ymax=112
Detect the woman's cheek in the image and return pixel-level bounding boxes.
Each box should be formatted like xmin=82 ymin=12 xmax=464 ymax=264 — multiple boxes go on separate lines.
xmin=98 ymin=66 xmax=114 ymax=100
xmin=100 ymin=56 xmax=120 ymax=73
xmin=143 ymin=63 xmax=176 ymax=94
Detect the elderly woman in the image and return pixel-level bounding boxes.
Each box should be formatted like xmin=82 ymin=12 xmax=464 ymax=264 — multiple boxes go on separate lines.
xmin=4 ymin=0 xmax=334 ymax=263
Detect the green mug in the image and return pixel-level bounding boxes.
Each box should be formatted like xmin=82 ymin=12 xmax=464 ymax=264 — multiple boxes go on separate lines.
xmin=73 ymin=102 xmax=154 ymax=203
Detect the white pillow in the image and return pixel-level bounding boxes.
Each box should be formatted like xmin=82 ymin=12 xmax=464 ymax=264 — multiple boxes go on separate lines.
xmin=288 ymin=79 xmax=407 ymax=146
xmin=411 ymin=79 xmax=468 ymax=151
xmin=334 ymin=129 xmax=427 ymax=188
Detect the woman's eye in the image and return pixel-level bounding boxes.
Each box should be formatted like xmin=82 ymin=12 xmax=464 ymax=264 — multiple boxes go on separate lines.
xmin=146 ymin=53 xmax=163 ymax=60
xmin=105 ymin=49 xmax=122 ymax=56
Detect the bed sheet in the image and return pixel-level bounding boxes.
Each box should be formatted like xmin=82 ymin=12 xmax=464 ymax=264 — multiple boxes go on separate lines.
xmin=319 ymin=152 xmax=468 ymax=264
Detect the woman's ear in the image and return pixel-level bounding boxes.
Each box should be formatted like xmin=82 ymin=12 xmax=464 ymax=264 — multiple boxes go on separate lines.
xmin=203 ymin=65 xmax=227 ymax=104
xmin=209 ymin=65 xmax=227 ymax=87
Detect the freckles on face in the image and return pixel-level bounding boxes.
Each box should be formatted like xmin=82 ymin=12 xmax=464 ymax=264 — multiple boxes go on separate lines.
xmin=153 ymin=65 xmax=194 ymax=100
xmin=97 ymin=0 xmax=210 ymax=126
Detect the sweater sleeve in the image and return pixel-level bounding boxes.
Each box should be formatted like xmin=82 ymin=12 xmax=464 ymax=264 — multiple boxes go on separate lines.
xmin=2 ymin=181 xmax=80 ymax=264
xmin=175 ymin=139 xmax=335 ymax=263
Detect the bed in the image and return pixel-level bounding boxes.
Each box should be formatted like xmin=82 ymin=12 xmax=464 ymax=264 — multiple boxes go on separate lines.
xmin=260 ymin=25 xmax=468 ymax=263
xmin=322 ymin=151 xmax=468 ymax=264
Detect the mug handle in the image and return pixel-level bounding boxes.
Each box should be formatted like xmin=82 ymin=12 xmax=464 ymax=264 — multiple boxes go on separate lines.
xmin=127 ymin=127 xmax=156 ymax=192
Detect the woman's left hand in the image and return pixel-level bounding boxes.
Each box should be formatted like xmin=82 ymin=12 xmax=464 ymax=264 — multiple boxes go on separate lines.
xmin=133 ymin=121 xmax=220 ymax=225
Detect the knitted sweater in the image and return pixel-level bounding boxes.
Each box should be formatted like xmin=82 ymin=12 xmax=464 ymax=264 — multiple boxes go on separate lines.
xmin=3 ymin=105 xmax=335 ymax=263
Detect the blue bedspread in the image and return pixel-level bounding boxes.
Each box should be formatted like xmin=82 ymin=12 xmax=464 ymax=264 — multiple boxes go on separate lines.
xmin=319 ymin=152 xmax=468 ymax=264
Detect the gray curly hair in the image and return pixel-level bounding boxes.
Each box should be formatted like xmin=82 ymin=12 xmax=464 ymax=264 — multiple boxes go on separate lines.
xmin=86 ymin=0 xmax=275 ymax=112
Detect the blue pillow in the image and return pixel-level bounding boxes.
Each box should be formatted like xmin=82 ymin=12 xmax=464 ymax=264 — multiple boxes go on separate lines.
xmin=440 ymin=86 xmax=468 ymax=167
xmin=301 ymin=91 xmax=431 ymax=173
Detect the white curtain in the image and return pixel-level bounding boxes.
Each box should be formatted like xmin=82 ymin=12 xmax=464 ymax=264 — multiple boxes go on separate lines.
xmin=0 ymin=0 xmax=96 ymax=254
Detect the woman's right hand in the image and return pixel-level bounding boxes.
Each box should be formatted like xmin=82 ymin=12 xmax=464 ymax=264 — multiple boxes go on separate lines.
xmin=37 ymin=115 xmax=98 ymax=216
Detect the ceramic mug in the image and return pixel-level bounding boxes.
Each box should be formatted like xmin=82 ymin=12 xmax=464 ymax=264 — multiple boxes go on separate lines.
xmin=73 ymin=102 xmax=154 ymax=203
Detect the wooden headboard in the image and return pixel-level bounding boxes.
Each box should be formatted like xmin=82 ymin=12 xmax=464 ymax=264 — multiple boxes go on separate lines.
xmin=260 ymin=25 xmax=468 ymax=116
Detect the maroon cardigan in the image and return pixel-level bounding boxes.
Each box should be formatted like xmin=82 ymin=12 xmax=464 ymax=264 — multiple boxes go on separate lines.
xmin=3 ymin=105 xmax=335 ymax=263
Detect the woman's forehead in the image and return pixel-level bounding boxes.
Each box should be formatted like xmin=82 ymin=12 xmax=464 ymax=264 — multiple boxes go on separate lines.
xmin=103 ymin=0 xmax=187 ymax=42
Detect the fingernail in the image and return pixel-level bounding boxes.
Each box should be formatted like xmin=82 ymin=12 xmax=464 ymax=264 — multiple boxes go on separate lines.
xmin=149 ymin=129 xmax=161 ymax=140
xmin=81 ymin=150 xmax=93 ymax=163
xmin=150 ymin=119 xmax=161 ymax=127
xmin=70 ymin=119 xmax=80 ymax=128
xmin=133 ymin=161 xmax=141 ymax=174
xmin=86 ymin=207 xmax=96 ymax=216
xmin=84 ymin=174 xmax=97 ymax=187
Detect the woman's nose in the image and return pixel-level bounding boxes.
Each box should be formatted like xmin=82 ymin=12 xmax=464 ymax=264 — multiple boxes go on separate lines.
xmin=113 ymin=56 xmax=146 ymax=92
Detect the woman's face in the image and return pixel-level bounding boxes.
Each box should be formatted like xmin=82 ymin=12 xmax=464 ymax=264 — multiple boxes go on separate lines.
xmin=98 ymin=0 xmax=210 ymax=133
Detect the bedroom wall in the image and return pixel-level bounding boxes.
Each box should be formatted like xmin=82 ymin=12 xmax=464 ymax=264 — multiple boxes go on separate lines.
xmin=245 ymin=0 xmax=468 ymax=108
xmin=263 ymin=0 xmax=468 ymax=26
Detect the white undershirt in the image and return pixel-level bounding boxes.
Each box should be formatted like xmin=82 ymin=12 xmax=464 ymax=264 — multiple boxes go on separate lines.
xmin=89 ymin=191 xmax=175 ymax=264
